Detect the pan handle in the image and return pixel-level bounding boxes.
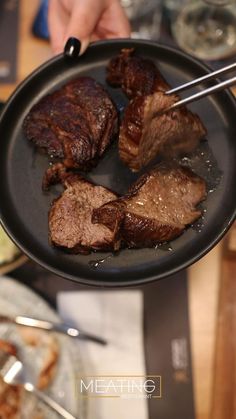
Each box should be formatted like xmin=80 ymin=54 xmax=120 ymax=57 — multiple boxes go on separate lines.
xmin=64 ymin=37 xmax=81 ymax=59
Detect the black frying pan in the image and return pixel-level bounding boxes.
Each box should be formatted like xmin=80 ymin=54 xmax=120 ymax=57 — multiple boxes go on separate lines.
xmin=0 ymin=39 xmax=235 ymax=286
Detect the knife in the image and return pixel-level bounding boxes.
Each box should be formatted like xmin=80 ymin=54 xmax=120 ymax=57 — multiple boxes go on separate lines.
xmin=0 ymin=315 xmax=107 ymax=346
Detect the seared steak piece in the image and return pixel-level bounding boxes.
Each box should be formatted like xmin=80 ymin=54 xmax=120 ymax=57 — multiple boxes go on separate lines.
xmin=93 ymin=164 xmax=207 ymax=248
xmin=49 ymin=174 xmax=121 ymax=253
xmin=107 ymin=50 xmax=206 ymax=171
xmin=23 ymin=77 xmax=118 ymax=169
xmin=119 ymin=91 xmax=207 ymax=171
xmin=107 ymin=48 xmax=170 ymax=98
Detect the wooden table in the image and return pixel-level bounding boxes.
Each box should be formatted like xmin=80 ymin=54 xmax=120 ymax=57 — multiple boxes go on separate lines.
xmin=1 ymin=2 xmax=235 ymax=419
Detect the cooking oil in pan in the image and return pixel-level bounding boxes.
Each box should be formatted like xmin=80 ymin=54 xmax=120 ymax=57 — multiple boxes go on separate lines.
xmin=88 ymin=254 xmax=114 ymax=270
xmin=178 ymin=141 xmax=222 ymax=234
xmin=155 ymin=242 xmax=173 ymax=252
xmin=178 ymin=141 xmax=222 ymax=194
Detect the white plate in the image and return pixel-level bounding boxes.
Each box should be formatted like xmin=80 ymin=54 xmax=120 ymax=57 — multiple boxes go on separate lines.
xmin=0 ymin=276 xmax=87 ymax=419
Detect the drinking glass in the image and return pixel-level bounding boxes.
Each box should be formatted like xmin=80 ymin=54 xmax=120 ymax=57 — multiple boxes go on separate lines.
xmin=163 ymin=0 xmax=188 ymax=22
xmin=171 ymin=0 xmax=236 ymax=60
xmin=121 ymin=0 xmax=163 ymax=40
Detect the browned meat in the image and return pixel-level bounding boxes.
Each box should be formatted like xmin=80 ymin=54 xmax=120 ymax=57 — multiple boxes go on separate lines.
xmin=23 ymin=77 xmax=118 ymax=169
xmin=42 ymin=163 xmax=67 ymax=190
xmin=107 ymin=48 xmax=170 ymax=98
xmin=107 ymin=50 xmax=206 ymax=171
xmin=119 ymin=91 xmax=207 ymax=171
xmin=49 ymin=174 xmax=121 ymax=253
xmin=92 ymin=164 xmax=207 ymax=248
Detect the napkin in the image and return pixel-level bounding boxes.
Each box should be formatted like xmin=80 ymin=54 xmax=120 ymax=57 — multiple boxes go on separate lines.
xmin=57 ymin=291 xmax=148 ymax=419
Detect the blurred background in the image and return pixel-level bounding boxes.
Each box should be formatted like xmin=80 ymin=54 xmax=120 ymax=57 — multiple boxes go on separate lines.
xmin=0 ymin=1 xmax=236 ymax=419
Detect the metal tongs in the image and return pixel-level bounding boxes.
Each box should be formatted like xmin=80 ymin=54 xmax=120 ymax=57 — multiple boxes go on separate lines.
xmin=163 ymin=62 xmax=236 ymax=113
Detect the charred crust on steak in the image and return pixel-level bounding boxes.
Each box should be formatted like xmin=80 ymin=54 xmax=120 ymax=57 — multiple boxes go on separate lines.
xmin=106 ymin=48 xmax=170 ymax=98
xmin=107 ymin=50 xmax=207 ymax=172
xmin=23 ymin=77 xmax=118 ymax=170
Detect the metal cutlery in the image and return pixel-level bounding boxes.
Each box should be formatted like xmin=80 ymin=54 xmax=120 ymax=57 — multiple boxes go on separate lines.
xmin=0 ymin=314 xmax=107 ymax=345
xmin=167 ymin=61 xmax=236 ymax=95
xmin=166 ymin=76 xmax=236 ymax=112
xmin=161 ymin=62 xmax=236 ymax=114
xmin=0 ymin=348 xmax=78 ymax=419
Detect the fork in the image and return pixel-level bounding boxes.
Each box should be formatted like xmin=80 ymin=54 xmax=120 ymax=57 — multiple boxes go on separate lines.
xmin=0 ymin=349 xmax=78 ymax=419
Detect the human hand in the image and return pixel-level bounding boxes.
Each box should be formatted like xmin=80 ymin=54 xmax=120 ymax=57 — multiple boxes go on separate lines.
xmin=48 ymin=0 xmax=131 ymax=55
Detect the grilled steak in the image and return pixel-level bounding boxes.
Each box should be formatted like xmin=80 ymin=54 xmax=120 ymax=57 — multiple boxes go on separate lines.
xmin=107 ymin=48 xmax=170 ymax=98
xmin=49 ymin=174 xmax=121 ymax=253
xmin=92 ymin=164 xmax=207 ymax=248
xmin=23 ymin=77 xmax=118 ymax=169
xmin=119 ymin=91 xmax=207 ymax=171
xmin=107 ymin=50 xmax=206 ymax=171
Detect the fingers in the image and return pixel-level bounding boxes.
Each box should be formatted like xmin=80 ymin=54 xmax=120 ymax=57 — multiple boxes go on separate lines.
xmin=49 ymin=0 xmax=104 ymax=55
xmin=63 ymin=0 xmax=105 ymax=53
xmin=92 ymin=0 xmax=131 ymax=41
xmin=79 ymin=38 xmax=91 ymax=55
xmin=48 ymin=0 xmax=131 ymax=56
xmin=48 ymin=0 xmax=68 ymax=54
xmin=108 ymin=0 xmax=131 ymax=38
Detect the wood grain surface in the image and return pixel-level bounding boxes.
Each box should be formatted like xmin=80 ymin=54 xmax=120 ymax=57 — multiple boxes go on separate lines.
xmin=211 ymin=233 xmax=236 ymax=419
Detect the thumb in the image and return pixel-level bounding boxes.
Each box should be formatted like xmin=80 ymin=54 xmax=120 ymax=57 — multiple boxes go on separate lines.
xmin=63 ymin=0 xmax=105 ymax=55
